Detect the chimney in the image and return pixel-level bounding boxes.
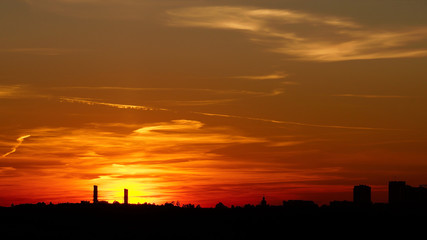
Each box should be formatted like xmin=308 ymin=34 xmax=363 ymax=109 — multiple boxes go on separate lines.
xmin=124 ymin=188 xmax=128 ymax=205
xmin=93 ymin=185 xmax=98 ymax=204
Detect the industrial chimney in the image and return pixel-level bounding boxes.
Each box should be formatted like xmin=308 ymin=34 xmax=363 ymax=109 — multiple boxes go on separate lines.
xmin=124 ymin=188 xmax=128 ymax=205
xmin=93 ymin=185 xmax=98 ymax=204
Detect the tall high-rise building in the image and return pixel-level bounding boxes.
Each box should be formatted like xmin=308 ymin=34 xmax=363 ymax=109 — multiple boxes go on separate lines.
xmin=353 ymin=185 xmax=371 ymax=205
xmin=389 ymin=181 xmax=406 ymax=204
xmin=93 ymin=185 xmax=98 ymax=204
xmin=124 ymin=189 xmax=128 ymax=205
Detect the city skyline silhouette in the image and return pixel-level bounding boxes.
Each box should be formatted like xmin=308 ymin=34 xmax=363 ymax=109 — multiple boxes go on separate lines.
xmin=4 ymin=180 xmax=427 ymax=208
xmin=2 ymin=180 xmax=427 ymax=239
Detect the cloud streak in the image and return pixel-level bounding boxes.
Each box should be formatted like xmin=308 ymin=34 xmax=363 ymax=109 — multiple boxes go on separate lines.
xmin=60 ymin=96 xmax=394 ymax=131
xmin=54 ymin=86 xmax=280 ymax=97
xmin=333 ymin=94 xmax=412 ymax=99
xmin=195 ymin=112 xmax=393 ymax=131
xmin=60 ymin=97 xmax=169 ymax=111
xmin=168 ymin=7 xmax=359 ymax=30
xmin=2 ymin=135 xmax=31 ymax=158
xmin=0 ymin=121 xmax=278 ymax=205
xmin=0 ymin=48 xmax=74 ymax=56
xmin=168 ymin=6 xmax=427 ymax=61
xmin=23 ymin=0 xmax=181 ymax=20
xmin=232 ymin=72 xmax=288 ymax=80
xmin=0 ymin=85 xmax=27 ymax=98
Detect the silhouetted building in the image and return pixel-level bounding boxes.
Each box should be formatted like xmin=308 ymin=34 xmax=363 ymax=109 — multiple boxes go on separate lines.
xmin=215 ymin=202 xmax=227 ymax=209
xmin=259 ymin=196 xmax=267 ymax=207
xmin=124 ymin=189 xmax=128 ymax=205
xmin=93 ymin=185 xmax=98 ymax=204
xmin=283 ymin=200 xmax=318 ymax=211
xmin=405 ymin=185 xmax=427 ymax=204
xmin=389 ymin=181 xmax=427 ymax=205
xmin=353 ymin=185 xmax=371 ymax=205
xmin=389 ymin=181 xmax=406 ymax=204
xmin=329 ymin=201 xmax=354 ymax=209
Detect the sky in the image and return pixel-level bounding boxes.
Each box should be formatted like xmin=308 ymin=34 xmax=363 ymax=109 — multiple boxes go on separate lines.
xmin=1 ymin=0 xmax=427 ymax=207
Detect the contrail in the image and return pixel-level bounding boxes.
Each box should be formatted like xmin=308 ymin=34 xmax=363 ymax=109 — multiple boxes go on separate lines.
xmin=60 ymin=97 xmax=396 ymax=131
xmin=59 ymin=97 xmax=169 ymax=111
xmin=2 ymin=135 xmax=31 ymax=158
xmin=194 ymin=112 xmax=396 ymax=131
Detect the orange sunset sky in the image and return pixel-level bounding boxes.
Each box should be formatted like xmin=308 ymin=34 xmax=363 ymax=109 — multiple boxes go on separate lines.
xmin=1 ymin=0 xmax=427 ymax=207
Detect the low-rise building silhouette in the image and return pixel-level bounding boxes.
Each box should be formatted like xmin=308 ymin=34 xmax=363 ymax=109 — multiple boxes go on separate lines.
xmin=389 ymin=181 xmax=427 ymax=205
xmin=405 ymin=184 xmax=427 ymax=204
xmin=329 ymin=200 xmax=354 ymax=209
xmin=283 ymin=200 xmax=318 ymax=211
xmin=353 ymin=185 xmax=371 ymax=205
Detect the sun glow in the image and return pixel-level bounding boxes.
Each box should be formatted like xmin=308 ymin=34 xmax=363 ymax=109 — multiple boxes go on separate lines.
xmin=93 ymin=178 xmax=158 ymax=204
xmin=97 ymin=164 xmax=166 ymax=204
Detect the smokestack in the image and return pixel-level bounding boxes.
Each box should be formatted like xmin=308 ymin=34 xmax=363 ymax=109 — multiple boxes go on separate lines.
xmin=124 ymin=189 xmax=128 ymax=205
xmin=93 ymin=185 xmax=98 ymax=204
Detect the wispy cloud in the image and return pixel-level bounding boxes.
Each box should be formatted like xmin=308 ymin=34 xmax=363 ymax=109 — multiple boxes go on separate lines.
xmin=59 ymin=97 xmax=168 ymax=111
xmin=333 ymin=94 xmax=412 ymax=99
xmin=0 ymin=119 xmax=422 ymax=206
xmin=132 ymin=119 xmax=263 ymax=145
xmin=59 ymin=96 xmax=393 ymax=131
xmin=0 ymin=48 xmax=74 ymax=56
xmin=0 ymin=85 xmax=50 ymax=99
xmin=195 ymin=112 xmax=394 ymax=131
xmin=281 ymin=81 xmax=299 ymax=85
xmin=0 ymin=121 xmax=274 ymax=204
xmin=1 ymin=135 xmax=31 ymax=158
xmin=232 ymin=72 xmax=288 ymax=80
xmin=0 ymin=85 xmax=24 ymax=98
xmin=168 ymin=6 xmax=427 ymax=61
xmin=168 ymin=7 xmax=359 ymax=30
xmin=6 ymin=120 xmax=384 ymax=206
xmin=55 ymin=86 xmax=286 ymax=105
xmin=23 ymin=0 xmax=180 ymax=20
xmin=53 ymin=86 xmax=277 ymax=97
xmin=0 ymin=167 xmax=16 ymax=174
xmin=170 ymin=99 xmax=236 ymax=106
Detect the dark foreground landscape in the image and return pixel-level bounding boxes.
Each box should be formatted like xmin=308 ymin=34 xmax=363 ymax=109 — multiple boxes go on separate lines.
xmin=1 ymin=202 xmax=427 ymax=239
